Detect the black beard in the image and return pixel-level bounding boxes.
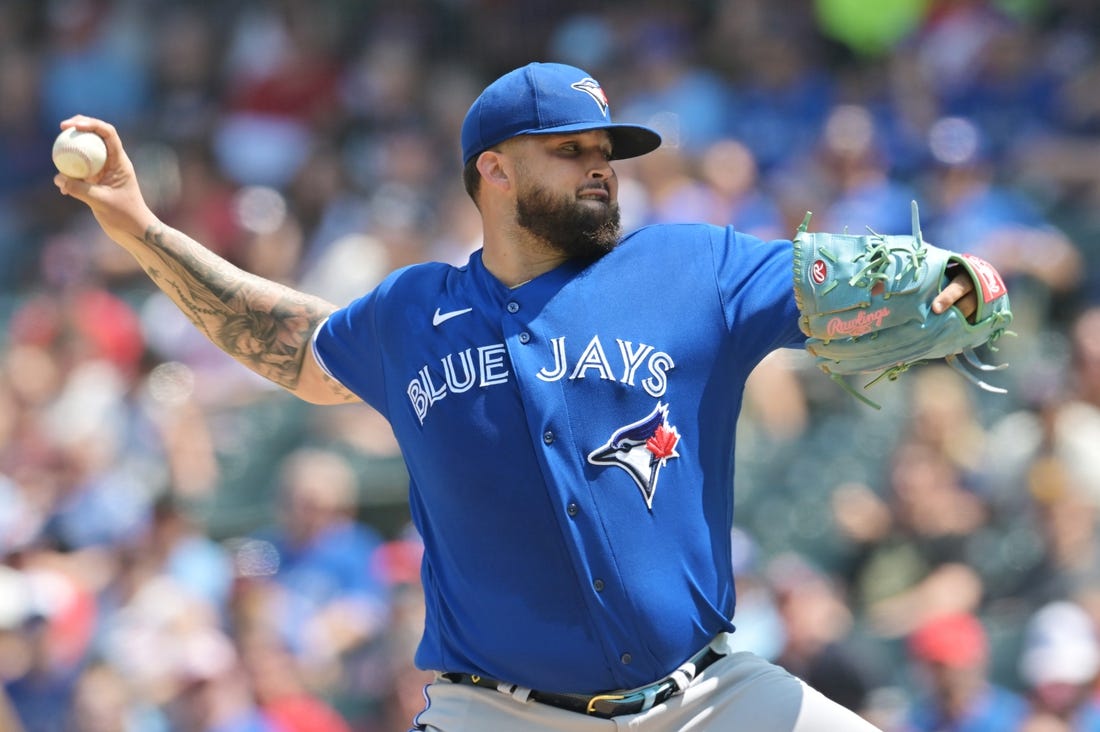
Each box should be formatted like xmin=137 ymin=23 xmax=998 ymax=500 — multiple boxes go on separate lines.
xmin=515 ymin=184 xmax=622 ymax=259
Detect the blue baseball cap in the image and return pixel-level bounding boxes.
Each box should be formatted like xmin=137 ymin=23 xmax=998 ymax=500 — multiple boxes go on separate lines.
xmin=461 ymin=62 xmax=662 ymax=164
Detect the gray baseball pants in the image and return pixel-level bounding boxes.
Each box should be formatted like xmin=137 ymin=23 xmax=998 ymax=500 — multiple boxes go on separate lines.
xmin=411 ymin=650 xmax=884 ymax=731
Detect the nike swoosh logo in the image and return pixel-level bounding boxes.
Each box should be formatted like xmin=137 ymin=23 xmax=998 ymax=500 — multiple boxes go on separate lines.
xmin=432 ymin=307 xmax=473 ymax=326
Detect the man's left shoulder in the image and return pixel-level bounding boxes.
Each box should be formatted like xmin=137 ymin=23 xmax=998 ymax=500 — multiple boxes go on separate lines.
xmin=615 ymin=223 xmax=728 ymax=263
xmin=622 ymin=221 xmax=725 ymax=246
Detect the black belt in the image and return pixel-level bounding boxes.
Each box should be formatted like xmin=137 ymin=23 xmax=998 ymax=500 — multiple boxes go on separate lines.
xmin=442 ymin=642 xmax=726 ymax=719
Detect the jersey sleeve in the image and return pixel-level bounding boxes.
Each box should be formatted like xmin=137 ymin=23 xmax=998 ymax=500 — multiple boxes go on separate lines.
xmin=711 ymin=226 xmax=805 ymax=358
xmin=311 ymin=280 xmax=391 ymax=415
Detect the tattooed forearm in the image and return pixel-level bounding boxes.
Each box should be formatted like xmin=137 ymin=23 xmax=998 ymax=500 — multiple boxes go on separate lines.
xmin=139 ymin=223 xmax=336 ymax=391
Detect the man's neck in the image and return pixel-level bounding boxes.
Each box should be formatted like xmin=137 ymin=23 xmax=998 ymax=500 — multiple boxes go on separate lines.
xmin=481 ymin=225 xmax=570 ymax=288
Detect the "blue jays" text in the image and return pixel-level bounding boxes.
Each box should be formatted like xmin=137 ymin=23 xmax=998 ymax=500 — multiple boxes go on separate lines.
xmin=407 ymin=335 xmax=675 ymax=425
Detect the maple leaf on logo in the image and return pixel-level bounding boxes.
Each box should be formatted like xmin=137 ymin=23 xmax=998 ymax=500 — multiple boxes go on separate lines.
xmin=646 ymin=424 xmax=680 ymax=460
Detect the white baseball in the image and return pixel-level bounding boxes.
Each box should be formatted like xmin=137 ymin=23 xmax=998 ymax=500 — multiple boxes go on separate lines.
xmin=52 ymin=128 xmax=108 ymax=179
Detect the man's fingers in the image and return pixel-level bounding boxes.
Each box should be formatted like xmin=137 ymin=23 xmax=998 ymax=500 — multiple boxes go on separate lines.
xmin=934 ymin=278 xmax=970 ymax=309
xmin=58 ymin=116 xmax=122 ymax=181
xmin=60 ymin=115 xmax=118 ymax=139
xmin=955 ymin=292 xmax=978 ymax=319
xmin=932 ymin=273 xmax=978 ymax=318
xmin=54 ymin=173 xmax=92 ymax=200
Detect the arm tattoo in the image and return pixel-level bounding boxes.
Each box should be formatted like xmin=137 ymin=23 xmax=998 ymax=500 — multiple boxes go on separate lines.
xmin=140 ymin=224 xmax=338 ymax=393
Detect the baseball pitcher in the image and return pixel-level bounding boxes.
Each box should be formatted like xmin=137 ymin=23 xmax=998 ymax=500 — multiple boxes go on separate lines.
xmin=55 ymin=62 xmax=1010 ymax=732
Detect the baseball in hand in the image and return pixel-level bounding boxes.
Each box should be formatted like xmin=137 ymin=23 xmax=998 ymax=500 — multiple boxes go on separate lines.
xmin=52 ymin=127 xmax=108 ymax=179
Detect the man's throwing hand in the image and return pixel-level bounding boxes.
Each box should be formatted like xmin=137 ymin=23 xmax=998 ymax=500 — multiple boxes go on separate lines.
xmin=53 ymin=115 xmax=158 ymax=247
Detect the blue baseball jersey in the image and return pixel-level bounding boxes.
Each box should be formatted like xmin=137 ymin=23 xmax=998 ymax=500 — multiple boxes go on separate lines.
xmin=313 ymin=222 xmax=803 ymax=693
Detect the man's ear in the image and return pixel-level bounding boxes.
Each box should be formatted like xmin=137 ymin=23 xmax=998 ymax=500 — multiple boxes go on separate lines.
xmin=476 ymin=150 xmax=511 ymax=192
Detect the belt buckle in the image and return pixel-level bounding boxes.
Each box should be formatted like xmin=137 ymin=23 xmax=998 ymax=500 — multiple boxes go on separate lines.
xmin=586 ymin=679 xmax=676 ymax=718
xmin=585 ymin=637 xmax=727 ymax=717
xmin=585 ymin=691 xmax=631 ymax=717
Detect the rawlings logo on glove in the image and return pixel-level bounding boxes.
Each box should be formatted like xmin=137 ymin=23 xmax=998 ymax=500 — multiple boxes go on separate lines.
xmin=792 ymin=201 xmax=1013 ymax=408
xmin=827 ymin=307 xmax=891 ymax=338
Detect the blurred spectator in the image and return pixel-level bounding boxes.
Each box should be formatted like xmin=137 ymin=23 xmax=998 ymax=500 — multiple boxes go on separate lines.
xmin=727 ymin=31 xmax=835 ymax=173
xmin=238 ymin=628 xmax=352 ymax=732
xmin=940 ymin=21 xmax=1061 ymax=157
xmin=626 ymin=146 xmax=695 ymax=226
xmin=767 ymin=553 xmax=878 ymax=717
xmin=146 ymin=4 xmax=223 ymax=144
xmin=157 ymin=142 xmax=245 ymax=265
xmin=924 ymin=116 xmax=1084 ymax=324
xmin=901 ymin=366 xmax=989 ymax=476
xmin=422 ymin=180 xmax=484 ymax=267
xmin=815 ymin=104 xmax=920 ymax=236
xmin=1020 ymin=714 xmax=1075 ymax=732
xmin=0 ymin=45 xmax=56 ymax=291
xmin=833 ymin=440 xmax=990 ymax=638
xmin=616 ymin=18 xmax=736 ymax=154
xmin=1054 ymin=308 xmax=1100 ymax=501
xmin=911 ymin=0 xmax=1016 ymax=107
xmin=902 ymin=611 xmax=1029 ymax=732
xmin=1017 ymin=601 xmax=1100 ymax=731
xmin=3 ymin=611 xmax=77 ymax=732
xmin=160 ymin=629 xmax=278 ymax=732
xmin=368 ymin=529 xmax=433 ymax=732
xmin=238 ymin=448 xmax=390 ymax=716
xmin=699 ymin=139 xmax=787 ymax=239
xmin=986 ymin=306 xmax=1100 ymax=513
xmin=742 ymin=350 xmax=811 ymax=442
xmin=67 ymin=661 xmax=167 ymax=732
xmin=637 ymin=138 xmax=786 ymax=241
xmin=214 ymin=1 xmax=343 ymax=189
xmin=146 ymin=497 xmax=234 ymax=616
xmin=98 ymin=572 xmax=227 ymax=716
xmin=0 ymin=685 xmax=24 ymax=732
xmin=0 ymin=548 xmax=99 ymax=732
xmin=39 ymin=0 xmax=151 ymax=128
xmin=996 ymin=456 xmax=1100 ymax=614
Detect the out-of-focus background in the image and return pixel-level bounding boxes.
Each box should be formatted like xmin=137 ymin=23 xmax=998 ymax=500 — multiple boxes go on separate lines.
xmin=2 ymin=0 xmax=1100 ymax=730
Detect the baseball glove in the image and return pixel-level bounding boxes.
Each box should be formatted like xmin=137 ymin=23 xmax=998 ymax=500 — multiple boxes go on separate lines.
xmin=792 ymin=201 xmax=1013 ymax=408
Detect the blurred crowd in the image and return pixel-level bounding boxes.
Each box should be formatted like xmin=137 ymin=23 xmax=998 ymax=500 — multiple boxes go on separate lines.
xmin=2 ymin=0 xmax=1100 ymax=730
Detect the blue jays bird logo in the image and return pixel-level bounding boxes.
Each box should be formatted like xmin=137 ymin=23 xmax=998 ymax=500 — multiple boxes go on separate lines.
xmin=588 ymin=402 xmax=680 ymax=509
xmin=571 ymin=78 xmax=610 ymax=117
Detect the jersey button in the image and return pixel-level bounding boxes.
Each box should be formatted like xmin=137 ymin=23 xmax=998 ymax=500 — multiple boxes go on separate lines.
xmin=567 ymin=503 xmax=579 ymax=517
xmin=543 ymin=430 xmax=554 ymax=445
xmin=593 ymin=579 xmax=605 ymax=592
xmin=506 ymin=301 xmax=520 ymax=313
xmin=621 ymin=653 xmax=632 ymax=665
xmin=518 ymin=332 xmax=530 ymax=344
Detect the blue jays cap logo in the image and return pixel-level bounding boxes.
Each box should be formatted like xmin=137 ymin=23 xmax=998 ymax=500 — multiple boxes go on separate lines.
xmin=570 ymin=77 xmax=610 ymax=117
xmin=588 ymin=402 xmax=680 ymax=509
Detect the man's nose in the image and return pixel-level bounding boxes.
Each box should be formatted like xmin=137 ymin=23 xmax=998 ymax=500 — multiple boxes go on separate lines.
xmin=588 ymin=159 xmax=612 ymax=178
